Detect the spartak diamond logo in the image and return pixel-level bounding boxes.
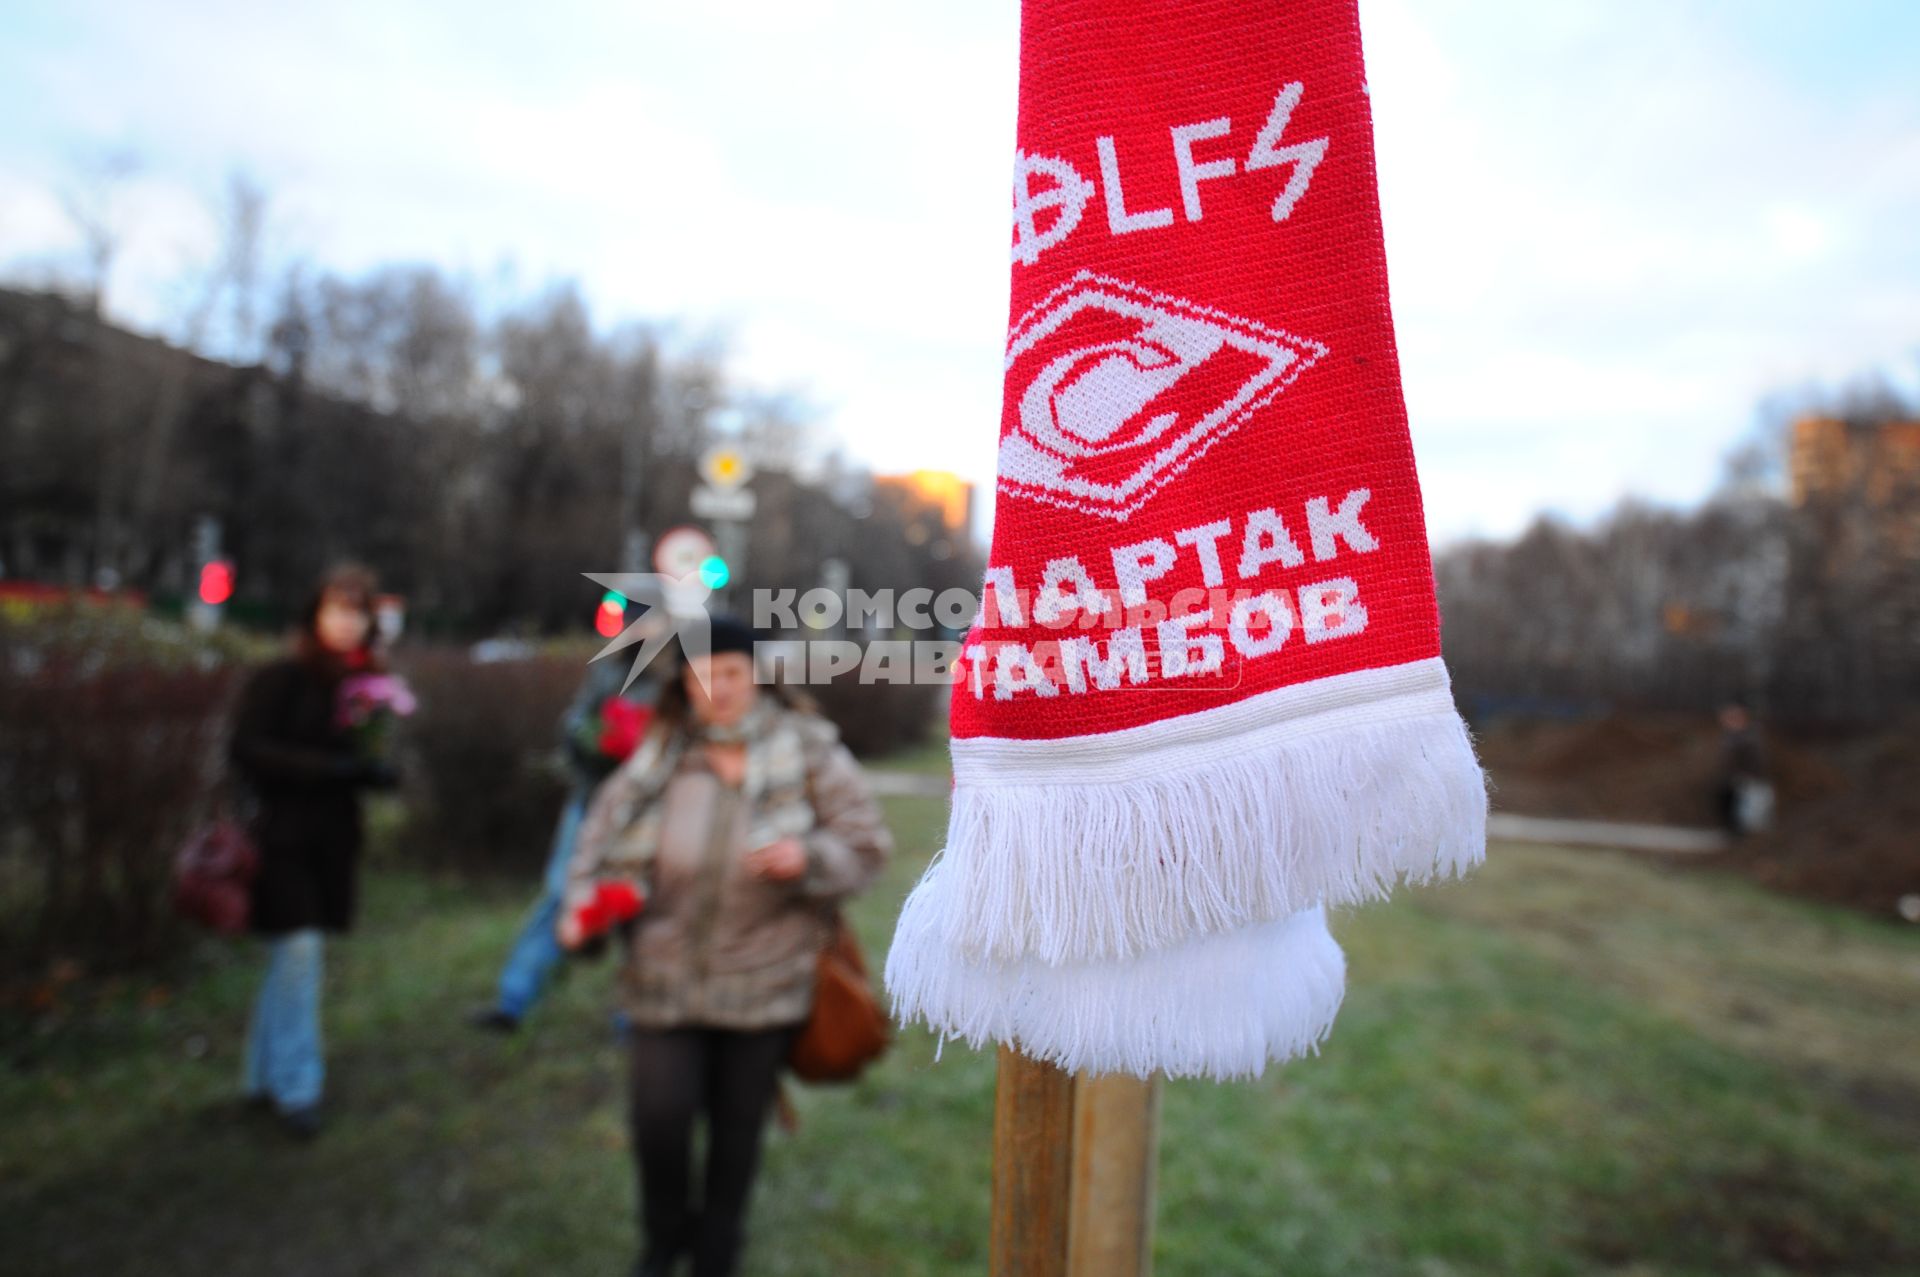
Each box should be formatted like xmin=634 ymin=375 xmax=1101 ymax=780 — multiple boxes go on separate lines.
xmin=998 ymin=272 xmax=1327 ymax=521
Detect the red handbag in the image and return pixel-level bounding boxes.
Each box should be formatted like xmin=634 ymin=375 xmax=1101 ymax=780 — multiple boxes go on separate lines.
xmin=171 ymin=820 xmax=260 ymax=935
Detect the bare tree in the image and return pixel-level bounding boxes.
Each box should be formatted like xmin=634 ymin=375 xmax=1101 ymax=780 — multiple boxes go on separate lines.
xmin=1438 ymin=379 xmax=1917 ymax=725
xmin=58 ymin=147 xmax=141 ymax=315
xmin=113 ymin=172 xmax=273 ymax=583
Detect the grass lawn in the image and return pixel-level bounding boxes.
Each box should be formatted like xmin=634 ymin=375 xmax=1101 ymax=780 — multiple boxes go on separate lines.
xmin=4 ymin=786 xmax=1918 ymax=1277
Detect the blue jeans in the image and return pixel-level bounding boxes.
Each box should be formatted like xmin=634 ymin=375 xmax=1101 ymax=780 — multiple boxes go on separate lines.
xmin=243 ymin=930 xmax=325 ymax=1112
xmin=494 ymin=790 xmax=589 ymax=1021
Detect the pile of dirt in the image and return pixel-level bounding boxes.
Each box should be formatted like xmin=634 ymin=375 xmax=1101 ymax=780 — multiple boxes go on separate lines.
xmin=1725 ymin=725 xmax=1920 ymax=919
xmin=1474 ymin=712 xmax=1920 ymax=920
xmin=1475 ymin=714 xmax=1724 ymax=825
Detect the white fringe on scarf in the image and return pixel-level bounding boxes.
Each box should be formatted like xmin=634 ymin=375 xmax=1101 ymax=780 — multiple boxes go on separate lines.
xmin=887 ymin=857 xmax=1346 ymax=1081
xmin=921 ymin=657 xmax=1487 ymax=966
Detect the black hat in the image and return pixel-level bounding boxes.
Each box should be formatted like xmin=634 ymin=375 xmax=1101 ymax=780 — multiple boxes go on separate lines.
xmin=705 ymin=613 xmax=758 ymax=659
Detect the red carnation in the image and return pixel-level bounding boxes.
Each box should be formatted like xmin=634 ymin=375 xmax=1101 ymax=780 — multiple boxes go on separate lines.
xmin=573 ymin=878 xmax=647 ymax=942
xmin=598 ymin=700 xmax=653 ymax=762
xmin=598 ymin=879 xmax=645 ymax=924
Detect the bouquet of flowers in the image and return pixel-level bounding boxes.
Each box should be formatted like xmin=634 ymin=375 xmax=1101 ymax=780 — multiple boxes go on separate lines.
xmin=570 ymin=694 xmax=653 ymax=774
xmin=596 ymin=697 xmax=652 ymax=762
xmin=335 ymin=672 xmax=418 ymax=762
xmin=572 ymin=878 xmax=646 ymax=944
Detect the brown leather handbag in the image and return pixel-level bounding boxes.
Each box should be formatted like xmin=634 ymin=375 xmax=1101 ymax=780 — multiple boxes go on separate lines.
xmin=787 ymin=913 xmax=890 ymax=1083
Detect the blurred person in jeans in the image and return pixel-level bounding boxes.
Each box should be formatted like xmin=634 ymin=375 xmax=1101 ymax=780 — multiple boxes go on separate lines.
xmin=472 ymin=639 xmax=660 ymax=1033
xmin=229 ymin=563 xmax=398 ymax=1139
xmin=560 ymin=615 xmax=891 ymax=1277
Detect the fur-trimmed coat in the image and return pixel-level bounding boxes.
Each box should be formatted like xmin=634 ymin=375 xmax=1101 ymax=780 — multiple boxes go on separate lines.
xmin=567 ymin=708 xmax=891 ymax=1030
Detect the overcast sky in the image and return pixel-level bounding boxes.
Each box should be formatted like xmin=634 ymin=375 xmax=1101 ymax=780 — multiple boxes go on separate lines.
xmin=3 ymin=0 xmax=1917 ymax=546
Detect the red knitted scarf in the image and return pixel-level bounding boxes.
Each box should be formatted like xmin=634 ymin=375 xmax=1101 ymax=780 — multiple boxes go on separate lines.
xmin=887 ymin=0 xmax=1487 ymax=1079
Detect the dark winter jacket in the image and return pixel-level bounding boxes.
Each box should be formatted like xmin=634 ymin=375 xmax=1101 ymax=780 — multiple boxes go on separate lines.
xmin=229 ymin=657 xmax=382 ymax=935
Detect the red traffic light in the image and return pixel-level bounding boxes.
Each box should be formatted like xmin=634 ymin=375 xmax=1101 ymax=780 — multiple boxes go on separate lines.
xmin=595 ymin=592 xmax=625 ymax=638
xmin=198 ymin=560 xmax=234 ymax=606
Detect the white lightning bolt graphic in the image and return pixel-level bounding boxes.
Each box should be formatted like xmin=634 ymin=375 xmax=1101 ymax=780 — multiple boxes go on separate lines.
xmin=1245 ymin=82 xmax=1330 ymax=223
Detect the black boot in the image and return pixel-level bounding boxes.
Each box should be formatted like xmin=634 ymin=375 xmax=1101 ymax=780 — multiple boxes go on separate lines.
xmin=634 ymin=1208 xmax=697 ymax=1277
xmin=631 ymin=1249 xmax=679 ymax=1277
xmin=277 ymin=1104 xmax=324 ymax=1142
xmin=469 ymin=1006 xmax=520 ymax=1034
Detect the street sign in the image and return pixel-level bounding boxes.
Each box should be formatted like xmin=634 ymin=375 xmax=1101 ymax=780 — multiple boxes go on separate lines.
xmin=653 ymin=525 xmax=716 ymax=579
xmin=699 ymin=444 xmax=754 ymax=491
xmin=375 ymin=593 xmax=407 ymax=643
xmin=690 ymin=485 xmax=757 ymax=521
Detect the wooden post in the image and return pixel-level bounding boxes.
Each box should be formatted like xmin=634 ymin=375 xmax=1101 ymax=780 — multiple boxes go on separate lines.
xmin=992 ymin=1046 xmax=1076 ymax=1275
xmin=992 ymin=1047 xmax=1163 ymax=1277
xmin=1068 ymin=1070 xmax=1162 ymax=1277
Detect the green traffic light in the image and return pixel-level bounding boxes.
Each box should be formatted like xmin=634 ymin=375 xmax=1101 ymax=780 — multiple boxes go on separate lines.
xmin=698 ymin=555 xmax=730 ymax=589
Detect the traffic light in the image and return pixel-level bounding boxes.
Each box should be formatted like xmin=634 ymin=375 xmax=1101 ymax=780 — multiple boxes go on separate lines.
xmin=595 ymin=589 xmax=627 ymax=638
xmin=698 ymin=554 xmax=730 ymax=590
xmin=198 ymin=559 xmax=234 ymax=607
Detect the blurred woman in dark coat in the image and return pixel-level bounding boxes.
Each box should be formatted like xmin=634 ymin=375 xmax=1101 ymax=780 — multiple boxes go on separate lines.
xmin=229 ymin=563 xmax=398 ymax=1138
